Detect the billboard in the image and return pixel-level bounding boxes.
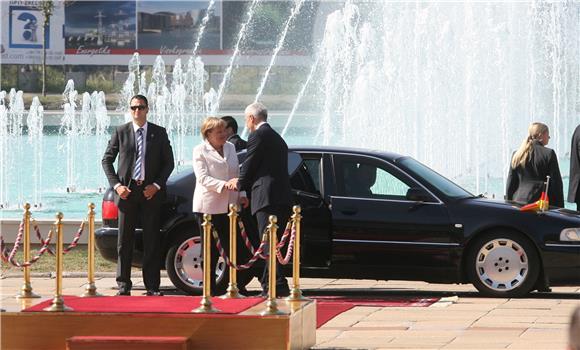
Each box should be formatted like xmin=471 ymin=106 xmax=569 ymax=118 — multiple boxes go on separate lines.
xmin=1 ymin=0 xmax=316 ymax=66
xmin=0 ymin=0 xmax=65 ymax=65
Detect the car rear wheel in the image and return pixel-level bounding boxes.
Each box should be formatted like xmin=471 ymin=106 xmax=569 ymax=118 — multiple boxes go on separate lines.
xmin=165 ymin=234 xmax=228 ymax=295
xmin=165 ymin=230 xmax=255 ymax=295
xmin=467 ymin=232 xmax=540 ymax=298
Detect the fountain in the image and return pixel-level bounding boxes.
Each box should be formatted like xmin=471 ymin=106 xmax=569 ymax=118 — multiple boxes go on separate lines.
xmin=1 ymin=1 xmax=578 ymax=219
xmin=292 ymin=1 xmax=579 ymax=194
xmin=211 ymin=0 xmax=261 ymax=114
xmin=60 ymin=80 xmax=79 ymax=193
xmin=6 ymin=90 xmax=25 ymax=208
xmin=26 ymin=97 xmax=44 ymax=208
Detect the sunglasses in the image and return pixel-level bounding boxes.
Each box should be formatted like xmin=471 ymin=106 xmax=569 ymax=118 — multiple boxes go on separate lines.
xmin=130 ymin=105 xmax=147 ymax=111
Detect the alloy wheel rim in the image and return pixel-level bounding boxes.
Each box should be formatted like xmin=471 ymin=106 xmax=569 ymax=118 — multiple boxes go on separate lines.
xmin=173 ymin=236 xmax=225 ymax=289
xmin=475 ymin=238 xmax=528 ymax=292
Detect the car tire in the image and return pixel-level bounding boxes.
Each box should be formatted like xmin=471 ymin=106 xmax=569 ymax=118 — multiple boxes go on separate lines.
xmin=466 ymin=231 xmax=540 ymax=298
xmin=165 ymin=230 xmax=228 ymax=295
xmin=164 ymin=229 xmax=256 ymax=295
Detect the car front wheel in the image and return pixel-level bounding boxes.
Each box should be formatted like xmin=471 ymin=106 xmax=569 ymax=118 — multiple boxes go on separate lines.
xmin=467 ymin=232 xmax=540 ymax=298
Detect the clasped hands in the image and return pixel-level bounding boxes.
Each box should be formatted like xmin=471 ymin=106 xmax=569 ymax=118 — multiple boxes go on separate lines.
xmin=224 ymin=178 xmax=239 ymax=191
xmin=224 ymin=178 xmax=249 ymax=208
xmin=115 ymin=184 xmax=159 ymax=200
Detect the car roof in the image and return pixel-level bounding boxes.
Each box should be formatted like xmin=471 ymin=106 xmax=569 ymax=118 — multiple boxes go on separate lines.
xmin=289 ymin=145 xmax=404 ymax=163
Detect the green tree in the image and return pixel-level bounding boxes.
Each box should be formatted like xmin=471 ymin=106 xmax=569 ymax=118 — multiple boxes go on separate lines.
xmin=33 ymin=1 xmax=55 ymax=96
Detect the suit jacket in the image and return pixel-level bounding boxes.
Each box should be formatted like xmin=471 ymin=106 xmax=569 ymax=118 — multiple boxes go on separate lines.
xmin=568 ymin=124 xmax=580 ymax=203
xmin=506 ymin=141 xmax=564 ymax=207
xmin=192 ymin=141 xmax=244 ymax=214
xmin=227 ymin=134 xmax=248 ymax=151
xmin=102 ymin=121 xmax=174 ymax=205
xmin=239 ymin=123 xmax=292 ymax=215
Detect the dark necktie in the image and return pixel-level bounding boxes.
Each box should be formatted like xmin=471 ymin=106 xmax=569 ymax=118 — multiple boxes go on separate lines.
xmin=134 ymin=128 xmax=144 ymax=180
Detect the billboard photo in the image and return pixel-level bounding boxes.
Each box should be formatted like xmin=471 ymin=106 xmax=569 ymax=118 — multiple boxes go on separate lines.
xmin=137 ymin=1 xmax=222 ymax=55
xmin=65 ymin=0 xmax=136 ymax=55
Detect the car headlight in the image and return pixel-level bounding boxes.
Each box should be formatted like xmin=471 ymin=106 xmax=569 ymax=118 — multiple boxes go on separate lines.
xmin=560 ymin=228 xmax=580 ymax=242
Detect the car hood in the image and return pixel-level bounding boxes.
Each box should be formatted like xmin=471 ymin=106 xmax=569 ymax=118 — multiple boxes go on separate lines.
xmin=466 ymin=197 xmax=580 ymax=222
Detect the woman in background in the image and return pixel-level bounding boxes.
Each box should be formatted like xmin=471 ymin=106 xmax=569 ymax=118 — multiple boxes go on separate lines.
xmin=192 ymin=117 xmax=248 ymax=295
xmin=506 ymin=122 xmax=564 ymax=207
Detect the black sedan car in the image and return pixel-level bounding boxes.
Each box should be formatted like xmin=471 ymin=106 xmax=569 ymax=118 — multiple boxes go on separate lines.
xmin=96 ymin=146 xmax=580 ymax=297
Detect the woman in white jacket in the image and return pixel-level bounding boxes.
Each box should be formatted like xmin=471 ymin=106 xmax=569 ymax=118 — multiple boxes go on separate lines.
xmin=192 ymin=117 xmax=248 ymax=294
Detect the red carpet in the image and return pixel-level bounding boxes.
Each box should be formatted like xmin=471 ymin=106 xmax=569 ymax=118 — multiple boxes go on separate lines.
xmin=23 ymin=295 xmax=438 ymax=328
xmin=24 ymin=295 xmax=264 ymax=314
xmin=313 ymin=296 xmax=439 ymax=328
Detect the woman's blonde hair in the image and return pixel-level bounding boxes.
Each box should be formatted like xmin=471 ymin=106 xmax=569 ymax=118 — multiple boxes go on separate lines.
xmin=200 ymin=117 xmax=226 ymax=140
xmin=511 ymin=122 xmax=549 ymax=169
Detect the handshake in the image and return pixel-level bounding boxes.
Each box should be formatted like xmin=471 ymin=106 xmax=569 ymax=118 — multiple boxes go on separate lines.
xmin=224 ymin=178 xmax=239 ymax=191
xmin=224 ymin=178 xmax=249 ymax=208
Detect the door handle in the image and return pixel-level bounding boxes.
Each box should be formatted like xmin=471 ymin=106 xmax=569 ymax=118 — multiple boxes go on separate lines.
xmin=340 ymin=207 xmax=358 ymax=215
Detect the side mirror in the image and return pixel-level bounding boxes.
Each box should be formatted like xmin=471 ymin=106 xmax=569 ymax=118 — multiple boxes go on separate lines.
xmin=406 ymin=187 xmax=432 ymax=202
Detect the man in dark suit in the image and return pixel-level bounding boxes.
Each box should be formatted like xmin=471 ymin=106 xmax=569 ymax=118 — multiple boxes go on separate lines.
xmin=221 ymin=115 xmax=247 ymax=151
xmin=569 ymin=124 xmax=580 ymax=211
xmin=102 ymin=95 xmax=174 ymax=296
xmin=233 ymin=102 xmax=291 ymax=297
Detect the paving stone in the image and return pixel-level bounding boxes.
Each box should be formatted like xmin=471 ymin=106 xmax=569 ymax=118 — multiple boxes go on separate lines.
xmin=507 ymin=341 xmax=567 ymax=349
xmin=442 ymin=340 xmax=512 ymax=349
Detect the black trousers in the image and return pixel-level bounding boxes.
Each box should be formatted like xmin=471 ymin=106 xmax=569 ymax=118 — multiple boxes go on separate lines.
xmin=195 ymin=213 xmax=229 ymax=295
xmin=255 ymin=205 xmax=291 ymax=292
xmin=117 ymin=183 xmax=162 ymax=292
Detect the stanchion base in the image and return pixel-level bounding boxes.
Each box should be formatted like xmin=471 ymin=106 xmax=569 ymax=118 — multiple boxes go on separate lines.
xmin=192 ymin=297 xmax=221 ymax=313
xmin=15 ymin=291 xmax=41 ymax=299
xmin=260 ymin=299 xmax=288 ymax=316
xmin=81 ymin=284 xmax=103 ymax=297
xmin=220 ymin=293 xmax=246 ymax=299
xmin=81 ymin=291 xmax=103 ymax=298
xmin=43 ymin=299 xmax=74 ymax=312
xmin=220 ymin=285 xmax=246 ymax=299
xmin=191 ymin=305 xmax=222 ymax=313
xmin=286 ymin=288 xmax=310 ymax=302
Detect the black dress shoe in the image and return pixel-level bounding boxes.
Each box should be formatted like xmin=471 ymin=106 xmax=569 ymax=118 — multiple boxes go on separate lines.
xmin=277 ymin=287 xmax=290 ymax=298
xmin=116 ymin=290 xmax=131 ymax=296
xmin=145 ymin=290 xmax=164 ymax=296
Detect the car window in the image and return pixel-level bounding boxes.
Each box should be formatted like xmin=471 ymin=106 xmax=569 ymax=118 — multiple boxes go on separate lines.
xmin=397 ymin=157 xmax=473 ymax=199
xmin=372 ymin=167 xmax=409 ymax=197
xmin=303 ymin=158 xmax=321 ymax=193
xmin=338 ymin=158 xmax=410 ymax=199
xmin=290 ymin=155 xmax=320 ymax=194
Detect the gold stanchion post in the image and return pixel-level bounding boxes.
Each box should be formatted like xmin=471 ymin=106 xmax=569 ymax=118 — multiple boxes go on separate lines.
xmin=261 ymin=215 xmax=286 ymax=316
xmin=82 ymin=203 xmax=101 ymax=297
xmin=16 ymin=203 xmax=40 ymax=299
xmin=222 ymin=204 xmax=244 ymax=299
xmin=287 ymin=205 xmax=308 ymax=301
xmin=44 ymin=212 xmax=73 ymax=312
xmin=193 ymin=214 xmax=221 ymax=313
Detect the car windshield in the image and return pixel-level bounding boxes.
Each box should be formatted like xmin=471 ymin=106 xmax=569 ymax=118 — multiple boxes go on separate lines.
xmin=397 ymin=157 xmax=473 ymax=199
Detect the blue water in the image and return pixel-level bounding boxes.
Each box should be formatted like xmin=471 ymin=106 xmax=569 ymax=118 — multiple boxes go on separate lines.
xmin=0 ymin=120 xmax=317 ymax=220
xmin=0 ymin=122 xmax=574 ymax=220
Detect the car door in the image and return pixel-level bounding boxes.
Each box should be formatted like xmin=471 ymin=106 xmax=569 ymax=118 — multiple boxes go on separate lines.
xmin=329 ymin=154 xmax=457 ymax=274
xmin=290 ymin=152 xmax=332 ymax=267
